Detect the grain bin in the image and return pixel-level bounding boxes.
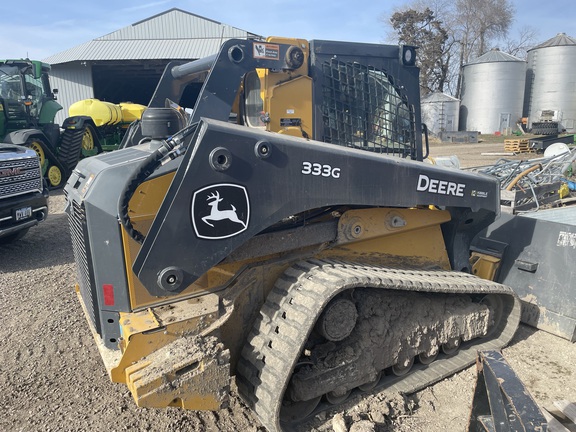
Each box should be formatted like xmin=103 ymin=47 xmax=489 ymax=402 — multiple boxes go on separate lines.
xmin=525 ymin=33 xmax=576 ymax=133
xmin=459 ymin=49 xmax=526 ymax=134
xmin=421 ymin=92 xmax=460 ymax=135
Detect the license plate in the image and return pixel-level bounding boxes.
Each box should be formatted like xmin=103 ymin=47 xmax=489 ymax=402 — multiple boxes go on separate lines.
xmin=15 ymin=206 xmax=32 ymax=221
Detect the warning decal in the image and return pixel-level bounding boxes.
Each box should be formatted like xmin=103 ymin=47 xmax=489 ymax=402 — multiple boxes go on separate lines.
xmin=557 ymin=231 xmax=576 ymax=249
xmin=253 ymin=43 xmax=280 ymax=60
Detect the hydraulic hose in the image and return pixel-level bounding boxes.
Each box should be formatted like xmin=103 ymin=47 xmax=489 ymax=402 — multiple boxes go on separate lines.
xmin=118 ymin=123 xmax=199 ymax=243
xmin=505 ymin=164 xmax=542 ymax=191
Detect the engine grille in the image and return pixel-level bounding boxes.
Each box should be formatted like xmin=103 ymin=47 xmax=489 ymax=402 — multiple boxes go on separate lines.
xmin=0 ymin=157 xmax=43 ymax=198
xmin=67 ymin=197 xmax=101 ymax=336
xmin=321 ymin=59 xmax=416 ymax=158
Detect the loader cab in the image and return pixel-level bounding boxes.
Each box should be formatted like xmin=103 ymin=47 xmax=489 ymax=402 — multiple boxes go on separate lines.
xmin=242 ymin=58 xmax=418 ymax=157
xmin=143 ymin=38 xmax=423 ymax=160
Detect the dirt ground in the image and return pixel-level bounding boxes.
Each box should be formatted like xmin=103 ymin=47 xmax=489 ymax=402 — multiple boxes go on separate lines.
xmin=1 ymin=139 xmax=575 ymax=432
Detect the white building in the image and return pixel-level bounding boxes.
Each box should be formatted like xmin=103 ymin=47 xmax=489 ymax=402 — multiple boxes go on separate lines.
xmin=43 ymin=8 xmax=260 ymax=123
xmin=421 ymin=92 xmax=460 ymax=135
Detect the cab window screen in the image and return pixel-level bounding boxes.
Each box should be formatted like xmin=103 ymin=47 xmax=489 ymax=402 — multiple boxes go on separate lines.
xmin=321 ymin=59 xmax=416 ymax=158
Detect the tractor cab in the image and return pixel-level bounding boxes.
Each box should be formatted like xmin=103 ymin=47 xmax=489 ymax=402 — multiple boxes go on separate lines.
xmin=0 ymin=59 xmax=62 ymax=135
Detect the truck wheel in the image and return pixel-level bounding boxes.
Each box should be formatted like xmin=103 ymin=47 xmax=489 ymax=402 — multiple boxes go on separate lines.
xmin=0 ymin=228 xmax=29 ymax=245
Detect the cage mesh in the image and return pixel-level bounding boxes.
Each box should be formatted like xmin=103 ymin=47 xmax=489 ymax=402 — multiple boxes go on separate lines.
xmin=321 ymin=59 xmax=416 ymax=158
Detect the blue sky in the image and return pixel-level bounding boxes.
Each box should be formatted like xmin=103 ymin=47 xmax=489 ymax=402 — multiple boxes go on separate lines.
xmin=1 ymin=0 xmax=575 ymax=60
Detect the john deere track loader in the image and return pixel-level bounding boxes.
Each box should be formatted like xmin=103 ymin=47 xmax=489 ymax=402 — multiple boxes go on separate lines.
xmin=64 ymin=37 xmax=520 ymax=431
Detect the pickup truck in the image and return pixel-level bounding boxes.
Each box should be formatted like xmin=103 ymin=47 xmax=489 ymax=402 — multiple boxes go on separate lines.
xmin=0 ymin=143 xmax=48 ymax=243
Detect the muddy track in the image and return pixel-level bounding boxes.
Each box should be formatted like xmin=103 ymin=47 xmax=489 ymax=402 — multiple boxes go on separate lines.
xmin=237 ymin=260 xmax=519 ymax=431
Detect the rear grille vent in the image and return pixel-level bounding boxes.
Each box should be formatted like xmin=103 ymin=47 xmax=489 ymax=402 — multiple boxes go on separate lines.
xmin=67 ymin=199 xmax=101 ymax=335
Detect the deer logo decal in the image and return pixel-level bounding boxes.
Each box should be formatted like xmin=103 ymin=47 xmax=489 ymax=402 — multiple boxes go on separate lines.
xmin=191 ymin=184 xmax=250 ymax=240
xmin=202 ymin=190 xmax=247 ymax=228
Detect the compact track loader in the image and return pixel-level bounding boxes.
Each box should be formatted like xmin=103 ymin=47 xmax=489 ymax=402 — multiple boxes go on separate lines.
xmin=64 ymin=37 xmax=520 ymax=431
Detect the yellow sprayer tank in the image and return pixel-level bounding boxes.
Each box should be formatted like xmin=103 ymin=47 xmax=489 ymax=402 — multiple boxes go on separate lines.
xmin=69 ymin=99 xmax=145 ymax=127
xmin=119 ymin=102 xmax=146 ymax=124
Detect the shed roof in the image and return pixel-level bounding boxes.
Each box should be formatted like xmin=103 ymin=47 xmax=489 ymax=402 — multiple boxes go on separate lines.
xmin=529 ymin=32 xmax=576 ymax=51
xmin=466 ymin=49 xmax=523 ymax=65
xmin=43 ymin=8 xmax=261 ymax=64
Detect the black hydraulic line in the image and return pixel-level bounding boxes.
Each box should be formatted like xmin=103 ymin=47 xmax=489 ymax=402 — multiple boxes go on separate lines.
xmin=117 ymin=123 xmax=199 ymax=243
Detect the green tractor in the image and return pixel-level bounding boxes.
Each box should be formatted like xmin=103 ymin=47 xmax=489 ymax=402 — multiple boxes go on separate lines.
xmin=0 ymin=59 xmax=144 ymax=188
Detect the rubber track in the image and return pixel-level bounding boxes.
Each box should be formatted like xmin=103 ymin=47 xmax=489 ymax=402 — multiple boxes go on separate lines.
xmin=59 ymin=127 xmax=85 ymax=173
xmin=236 ymin=259 xmax=521 ymax=432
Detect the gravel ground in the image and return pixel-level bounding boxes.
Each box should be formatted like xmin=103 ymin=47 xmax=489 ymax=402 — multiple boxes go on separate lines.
xmin=1 ymin=141 xmax=575 ymax=431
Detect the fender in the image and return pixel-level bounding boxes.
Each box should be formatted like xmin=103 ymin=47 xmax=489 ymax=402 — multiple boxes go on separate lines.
xmin=62 ymin=115 xmax=93 ymax=130
xmin=4 ymin=128 xmax=50 ymax=146
xmin=62 ymin=115 xmax=102 ymax=152
xmin=37 ymin=98 xmax=63 ymax=124
xmin=4 ymin=128 xmax=68 ymax=179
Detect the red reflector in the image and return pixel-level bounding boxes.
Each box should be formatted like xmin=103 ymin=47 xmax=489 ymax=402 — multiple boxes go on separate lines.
xmin=103 ymin=284 xmax=115 ymax=306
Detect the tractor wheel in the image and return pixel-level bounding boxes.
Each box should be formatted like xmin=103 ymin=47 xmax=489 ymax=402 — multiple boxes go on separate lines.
xmin=47 ymin=165 xmax=63 ymax=188
xmin=29 ymin=139 xmax=47 ymax=173
xmin=82 ymin=125 xmax=95 ymax=151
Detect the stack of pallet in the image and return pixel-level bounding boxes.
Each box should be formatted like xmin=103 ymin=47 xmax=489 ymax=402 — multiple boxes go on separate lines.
xmin=542 ymin=400 xmax=576 ymax=432
xmin=504 ymin=138 xmax=532 ymax=153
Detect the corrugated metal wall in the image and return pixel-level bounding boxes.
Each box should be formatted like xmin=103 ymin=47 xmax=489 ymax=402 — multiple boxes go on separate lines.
xmin=459 ymin=57 xmax=525 ymax=134
xmin=50 ymin=63 xmax=94 ymax=124
xmin=43 ymin=10 xmax=260 ymax=124
xmin=421 ymin=93 xmax=460 ymax=135
xmin=525 ymin=36 xmax=576 ymax=132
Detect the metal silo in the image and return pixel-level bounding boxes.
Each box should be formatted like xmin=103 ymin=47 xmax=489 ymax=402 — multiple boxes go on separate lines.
xmin=525 ymin=33 xmax=576 ymax=133
xmin=421 ymin=92 xmax=460 ymax=135
xmin=459 ymin=49 xmax=526 ymax=134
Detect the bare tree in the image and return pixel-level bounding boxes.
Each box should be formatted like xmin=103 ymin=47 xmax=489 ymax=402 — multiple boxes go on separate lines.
xmin=389 ymin=7 xmax=451 ymax=95
xmin=502 ymin=25 xmax=540 ymax=59
xmin=452 ymin=0 xmax=514 ymax=97
xmin=453 ymin=0 xmax=514 ymax=59
xmin=383 ymin=0 xmax=520 ymax=98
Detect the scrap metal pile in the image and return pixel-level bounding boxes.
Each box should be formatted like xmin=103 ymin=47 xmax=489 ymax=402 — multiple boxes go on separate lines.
xmin=472 ymin=147 xmax=576 ymax=213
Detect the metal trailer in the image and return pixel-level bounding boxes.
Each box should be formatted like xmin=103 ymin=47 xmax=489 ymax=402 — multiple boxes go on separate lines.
xmin=529 ymin=134 xmax=574 ymax=152
xmin=474 ymin=206 xmax=576 ymax=342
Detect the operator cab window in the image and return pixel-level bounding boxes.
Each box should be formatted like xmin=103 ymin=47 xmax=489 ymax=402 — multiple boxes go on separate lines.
xmin=244 ymin=71 xmax=265 ymax=128
xmin=0 ymin=65 xmax=23 ymax=100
